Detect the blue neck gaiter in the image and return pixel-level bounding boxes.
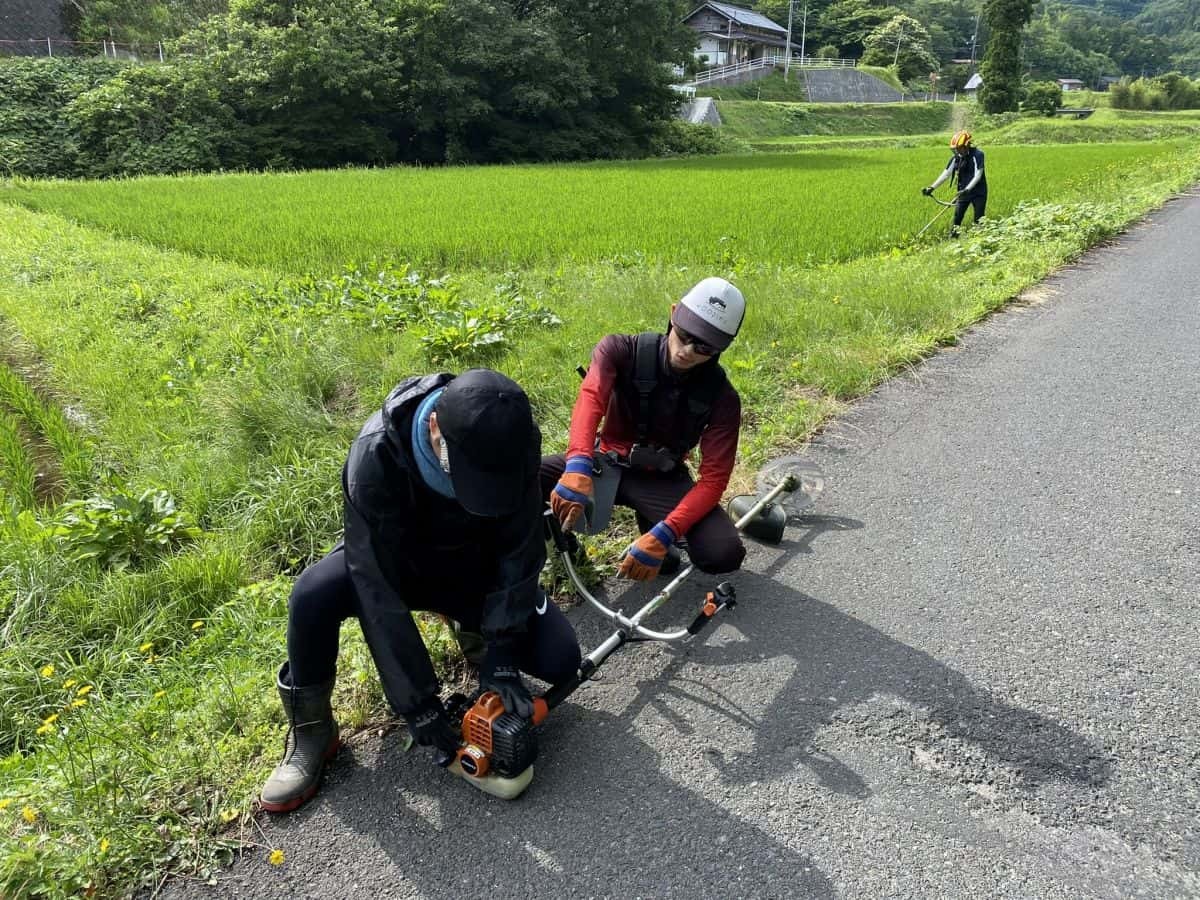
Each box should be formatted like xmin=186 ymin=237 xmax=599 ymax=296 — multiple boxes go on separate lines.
xmin=411 ymin=388 xmax=455 ymax=500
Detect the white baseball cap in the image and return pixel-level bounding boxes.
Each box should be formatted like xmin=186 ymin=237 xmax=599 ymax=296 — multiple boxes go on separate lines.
xmin=672 ymin=277 xmax=746 ymax=352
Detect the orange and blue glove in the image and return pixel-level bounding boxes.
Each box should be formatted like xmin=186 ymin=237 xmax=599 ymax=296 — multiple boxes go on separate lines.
xmin=551 ymin=456 xmax=593 ymax=531
xmin=617 ymin=521 xmax=677 ymax=581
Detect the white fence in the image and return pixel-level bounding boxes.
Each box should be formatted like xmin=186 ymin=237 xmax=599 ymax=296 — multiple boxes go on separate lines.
xmin=688 ymin=55 xmax=856 ymax=87
xmin=0 ymin=38 xmax=167 ymax=60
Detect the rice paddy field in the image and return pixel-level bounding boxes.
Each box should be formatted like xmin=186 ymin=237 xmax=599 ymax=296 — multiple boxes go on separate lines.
xmin=3 ymin=116 xmax=1200 ymax=897
xmin=1 ymin=141 xmax=1186 ymax=272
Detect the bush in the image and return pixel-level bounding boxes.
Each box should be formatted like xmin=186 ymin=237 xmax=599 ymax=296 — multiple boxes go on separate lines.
xmin=67 ymin=62 xmax=248 ymax=177
xmin=1022 ymin=81 xmax=1063 ymax=116
xmin=1110 ymin=73 xmax=1200 ymax=110
xmin=0 ymin=57 xmax=123 ymax=178
xmin=815 ymin=44 xmax=840 ymax=59
xmin=650 ymin=120 xmax=743 ymax=156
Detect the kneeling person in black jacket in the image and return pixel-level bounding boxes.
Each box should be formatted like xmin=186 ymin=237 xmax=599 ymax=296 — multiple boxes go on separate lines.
xmin=261 ymin=368 xmax=582 ymax=813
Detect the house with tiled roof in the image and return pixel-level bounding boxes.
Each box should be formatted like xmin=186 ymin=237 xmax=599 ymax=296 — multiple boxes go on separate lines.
xmin=683 ymin=2 xmax=789 ymax=68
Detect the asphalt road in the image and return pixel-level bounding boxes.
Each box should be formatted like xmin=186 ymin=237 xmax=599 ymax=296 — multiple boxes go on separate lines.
xmin=162 ymin=191 xmax=1200 ymax=899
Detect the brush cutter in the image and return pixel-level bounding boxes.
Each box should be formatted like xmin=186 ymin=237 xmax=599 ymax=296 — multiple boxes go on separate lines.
xmin=436 ymin=456 xmax=824 ymax=799
xmin=915 ymin=191 xmax=958 ymax=240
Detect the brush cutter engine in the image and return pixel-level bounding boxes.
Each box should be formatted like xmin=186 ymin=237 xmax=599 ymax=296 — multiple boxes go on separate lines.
xmin=445 ymin=691 xmax=548 ymax=780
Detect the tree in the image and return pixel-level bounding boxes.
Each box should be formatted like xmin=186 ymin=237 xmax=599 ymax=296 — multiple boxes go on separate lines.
xmin=1021 ymin=79 xmax=1062 ymax=114
xmin=978 ymin=0 xmax=1035 ymax=111
xmin=63 ymin=0 xmax=227 ymax=43
xmin=861 ymin=14 xmax=940 ymax=81
xmin=812 ymin=0 xmax=905 ymax=57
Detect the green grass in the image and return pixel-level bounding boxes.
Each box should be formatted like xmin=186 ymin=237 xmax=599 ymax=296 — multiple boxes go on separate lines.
xmin=2 ymin=138 xmax=1200 ymax=896
xmin=696 ymin=70 xmax=810 ymax=101
xmin=717 ymin=101 xmax=952 ymax=141
xmin=994 ymin=106 xmax=1200 ymax=143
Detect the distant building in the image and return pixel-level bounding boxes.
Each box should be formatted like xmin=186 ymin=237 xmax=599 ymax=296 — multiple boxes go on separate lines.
xmin=0 ymin=0 xmax=70 ymax=53
xmin=1056 ymin=78 xmax=1087 ymax=92
xmin=683 ymin=2 xmax=789 ymax=68
xmin=964 ymin=72 xmax=983 ymax=93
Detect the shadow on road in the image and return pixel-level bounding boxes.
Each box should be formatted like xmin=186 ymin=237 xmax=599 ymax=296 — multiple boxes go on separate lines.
xmin=165 ymin=508 xmax=1111 ymax=900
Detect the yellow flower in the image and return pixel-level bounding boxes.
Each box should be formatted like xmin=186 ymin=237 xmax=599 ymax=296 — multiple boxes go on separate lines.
xmin=42 ymin=713 xmax=59 ymax=725
xmin=153 ymin=690 xmax=166 ymax=700
xmin=76 ymin=685 xmax=93 ymax=697
xmin=218 ymin=808 xmax=239 ymax=824
xmin=99 ymin=838 xmax=110 ymax=854
xmin=40 ymin=665 xmax=55 ymax=678
xmin=139 ymin=642 xmax=154 ymax=654
xmin=0 ymin=798 xmax=12 ymax=811
xmin=21 ymin=806 xmax=37 ymax=824
xmin=63 ymin=679 xmax=77 ymax=690
xmin=191 ymin=620 xmax=205 ymax=631
xmin=71 ymin=699 xmax=88 ymax=709
xmin=36 ymin=724 xmax=53 ymax=736
xmin=268 ymin=849 xmax=285 ymax=866
xmin=147 ymin=654 xmax=159 ymax=664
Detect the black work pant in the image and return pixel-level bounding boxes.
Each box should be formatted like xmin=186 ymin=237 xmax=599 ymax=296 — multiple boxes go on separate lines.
xmin=540 ymin=454 xmax=746 ymax=574
xmin=286 ymin=545 xmax=580 ymax=689
xmin=953 ymin=192 xmax=987 ymax=227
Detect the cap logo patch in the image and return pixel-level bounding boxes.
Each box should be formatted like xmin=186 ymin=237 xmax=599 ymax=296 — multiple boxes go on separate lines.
xmin=707 ymin=296 xmax=727 ymax=309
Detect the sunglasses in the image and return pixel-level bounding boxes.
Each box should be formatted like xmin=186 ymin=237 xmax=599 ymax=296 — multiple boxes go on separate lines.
xmin=673 ymin=326 xmax=718 ymax=357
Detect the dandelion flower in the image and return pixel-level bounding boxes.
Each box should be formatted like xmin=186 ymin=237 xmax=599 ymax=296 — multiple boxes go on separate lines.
xmin=36 ymin=724 xmax=53 ymax=736
xmin=0 ymin=799 xmax=12 ymax=811
xmin=40 ymin=664 xmax=55 ymax=678
xmin=77 ymin=685 xmax=94 ymax=697
xmin=21 ymin=806 xmax=37 ymax=824
xmin=99 ymin=838 xmax=110 ymax=854
xmin=154 ymin=690 xmax=166 ymax=700
xmin=139 ymin=642 xmax=154 ymax=654
xmin=219 ymin=808 xmax=238 ymax=824
xmin=42 ymin=713 xmax=59 ymax=725
xmin=191 ymin=620 xmax=204 ymax=631
xmin=72 ymin=699 xmax=88 ymax=709
xmin=268 ymin=849 xmax=285 ymax=866
xmin=63 ymin=679 xmax=77 ymax=690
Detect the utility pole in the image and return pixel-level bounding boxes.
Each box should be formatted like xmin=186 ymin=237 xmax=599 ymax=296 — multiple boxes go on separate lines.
xmin=785 ymin=0 xmax=794 ymax=78
xmin=969 ymin=9 xmax=981 ymax=68
xmin=893 ymin=23 xmax=905 ymax=68
xmin=800 ymin=3 xmax=808 ymax=64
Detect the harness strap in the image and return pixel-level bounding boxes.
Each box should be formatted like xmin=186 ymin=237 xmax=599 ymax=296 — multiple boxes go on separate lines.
xmin=632 ymin=332 xmax=659 ymax=446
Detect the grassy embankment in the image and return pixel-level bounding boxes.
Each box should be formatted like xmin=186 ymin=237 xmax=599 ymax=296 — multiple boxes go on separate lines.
xmin=2 ymin=139 xmax=1200 ymax=897
xmin=718 ymin=101 xmax=1200 ymax=151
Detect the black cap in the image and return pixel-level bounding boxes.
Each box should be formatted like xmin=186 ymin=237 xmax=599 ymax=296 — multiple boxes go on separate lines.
xmin=435 ymin=369 xmax=540 ymax=517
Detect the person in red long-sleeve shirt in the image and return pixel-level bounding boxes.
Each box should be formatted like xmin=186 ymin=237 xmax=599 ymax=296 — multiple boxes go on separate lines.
xmin=541 ymin=278 xmax=747 ymax=580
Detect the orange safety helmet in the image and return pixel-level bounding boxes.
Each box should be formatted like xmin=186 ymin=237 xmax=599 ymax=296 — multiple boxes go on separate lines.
xmin=950 ymin=130 xmax=973 ymax=149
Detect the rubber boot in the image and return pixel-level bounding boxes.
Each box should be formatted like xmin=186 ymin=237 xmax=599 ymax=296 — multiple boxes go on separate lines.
xmin=451 ymin=621 xmax=486 ymax=667
xmin=259 ymin=662 xmax=340 ymax=813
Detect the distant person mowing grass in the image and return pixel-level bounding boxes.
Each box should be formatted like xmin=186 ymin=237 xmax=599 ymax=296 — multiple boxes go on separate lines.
xmin=923 ymin=130 xmax=987 ymax=236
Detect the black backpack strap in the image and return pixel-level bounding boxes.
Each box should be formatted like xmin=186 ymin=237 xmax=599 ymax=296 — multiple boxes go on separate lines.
xmin=684 ymin=362 xmax=726 ymax=441
xmin=632 ymin=332 xmax=660 ymax=445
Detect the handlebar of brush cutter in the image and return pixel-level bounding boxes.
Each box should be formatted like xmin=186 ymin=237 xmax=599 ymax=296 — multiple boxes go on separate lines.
xmin=544 ymin=474 xmax=797 ymax=642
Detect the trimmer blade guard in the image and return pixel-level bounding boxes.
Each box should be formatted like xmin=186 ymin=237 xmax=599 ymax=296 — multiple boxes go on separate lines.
xmin=755 ymin=456 xmax=825 ymax=515
xmin=448 ymin=759 xmax=534 ymax=800
xmin=727 ymin=495 xmax=788 ymax=544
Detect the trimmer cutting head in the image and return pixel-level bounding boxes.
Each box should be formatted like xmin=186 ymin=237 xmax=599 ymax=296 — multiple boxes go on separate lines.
xmin=728 ymin=456 xmax=826 ymax=544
